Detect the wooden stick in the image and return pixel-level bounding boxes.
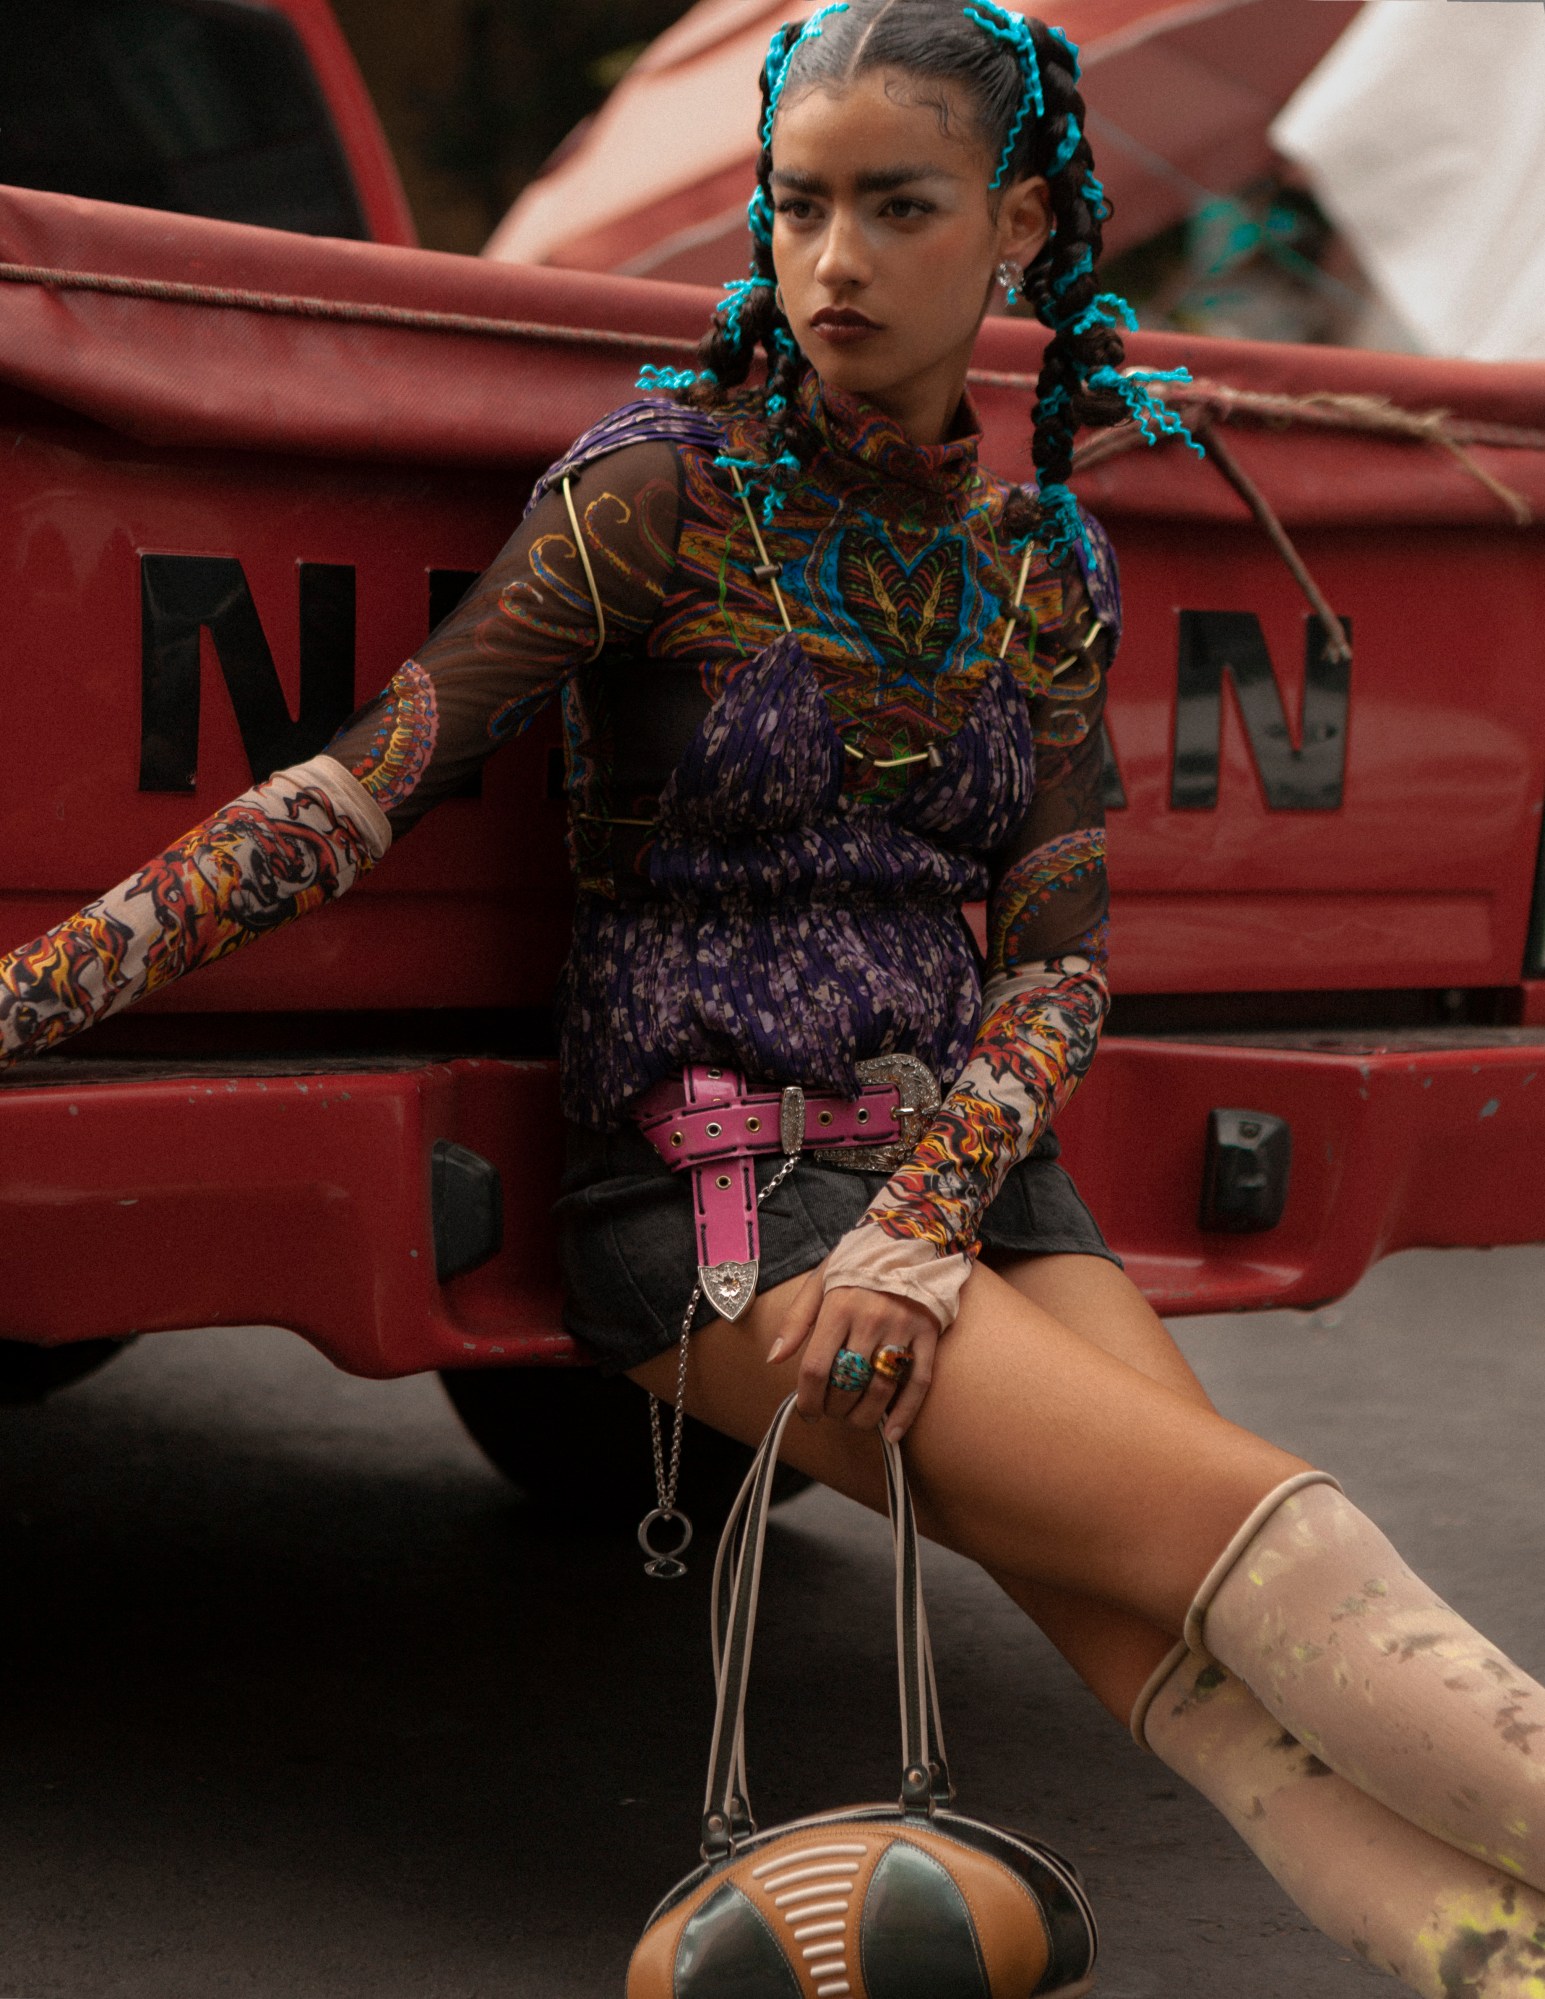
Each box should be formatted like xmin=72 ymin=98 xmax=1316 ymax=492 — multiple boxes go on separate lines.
xmin=1192 ymin=417 xmax=1352 ymax=664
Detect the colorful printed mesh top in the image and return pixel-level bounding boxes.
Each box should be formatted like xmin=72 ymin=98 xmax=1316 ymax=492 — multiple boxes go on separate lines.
xmin=0 ymin=375 xmax=1116 ymax=1303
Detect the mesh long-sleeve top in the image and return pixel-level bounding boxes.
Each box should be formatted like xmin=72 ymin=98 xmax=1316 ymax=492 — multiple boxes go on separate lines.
xmin=0 ymin=376 xmax=1118 ymax=1302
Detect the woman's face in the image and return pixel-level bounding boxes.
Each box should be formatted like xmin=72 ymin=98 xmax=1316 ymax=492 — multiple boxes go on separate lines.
xmin=771 ymin=69 xmax=1050 ymax=442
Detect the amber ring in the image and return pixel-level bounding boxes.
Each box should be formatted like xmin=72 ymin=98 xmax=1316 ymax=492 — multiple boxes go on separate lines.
xmin=829 ymin=1348 xmax=874 ymax=1394
xmin=872 ymin=1344 xmax=915 ymax=1385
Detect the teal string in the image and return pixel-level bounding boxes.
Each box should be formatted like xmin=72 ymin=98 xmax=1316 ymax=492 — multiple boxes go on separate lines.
xmin=1047 ymin=113 xmax=1082 ymax=176
xmin=962 ymin=1 xmax=1043 ymax=189
xmin=1034 ymin=480 xmax=1090 ymax=568
xmin=635 ymin=365 xmax=699 ymax=393
xmin=715 ymin=274 xmax=774 ymax=346
xmin=1066 ymin=292 xmax=1139 ymax=338
xmin=761 ymin=3 xmax=850 ymax=144
xmin=1047 ymin=247 xmax=1094 ymax=301
xmin=1088 ymin=364 xmax=1205 ymax=455
xmin=1047 ymin=23 xmax=1081 ymax=81
xmin=747 ymin=185 xmax=774 ymax=249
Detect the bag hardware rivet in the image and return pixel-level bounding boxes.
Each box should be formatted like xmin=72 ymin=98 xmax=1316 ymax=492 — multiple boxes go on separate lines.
xmin=707 ymin=1067 xmax=722 ymax=1078
xmin=706 ymin=1121 xmax=722 ymax=1137
xmin=819 ymin=1110 xmax=833 ymax=1125
xmin=746 ymin=1116 xmax=761 ymax=1132
xmin=716 ymin=1175 xmax=731 ymax=1190
xmin=671 ymin=1131 xmax=683 ymax=1146
xmin=857 ymin=1108 xmax=869 ymax=1123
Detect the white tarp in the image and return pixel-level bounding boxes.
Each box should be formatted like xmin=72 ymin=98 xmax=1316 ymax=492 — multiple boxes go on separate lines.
xmin=1271 ymin=0 xmax=1545 ymax=362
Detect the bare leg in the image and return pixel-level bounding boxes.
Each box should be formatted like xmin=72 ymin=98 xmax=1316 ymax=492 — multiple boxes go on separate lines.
xmin=981 ymin=1254 xmax=1215 ymax=1719
xmin=628 ymin=1255 xmax=1306 ymax=1640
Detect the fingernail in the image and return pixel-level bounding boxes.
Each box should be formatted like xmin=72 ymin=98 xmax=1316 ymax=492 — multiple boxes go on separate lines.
xmin=766 ymin=1341 xmax=784 ymax=1365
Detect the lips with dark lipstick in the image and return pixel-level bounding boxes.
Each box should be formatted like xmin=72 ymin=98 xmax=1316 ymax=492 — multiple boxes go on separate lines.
xmin=809 ymin=305 xmax=883 ymax=346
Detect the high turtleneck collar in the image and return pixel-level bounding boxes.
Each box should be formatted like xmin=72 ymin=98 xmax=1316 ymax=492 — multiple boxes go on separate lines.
xmin=796 ymin=374 xmax=983 ymax=500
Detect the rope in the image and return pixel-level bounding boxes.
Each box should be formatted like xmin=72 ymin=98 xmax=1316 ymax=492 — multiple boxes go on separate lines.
xmin=1068 ymin=378 xmax=1541 ymax=527
xmin=0 ymin=258 xmax=701 ymax=356
xmin=5 ymin=261 xmax=1540 ymax=490
xmin=959 ymin=369 xmax=1545 ymax=460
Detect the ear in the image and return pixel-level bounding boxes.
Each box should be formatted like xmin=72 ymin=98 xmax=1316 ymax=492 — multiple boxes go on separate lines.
xmin=996 ymin=175 xmax=1052 ymax=270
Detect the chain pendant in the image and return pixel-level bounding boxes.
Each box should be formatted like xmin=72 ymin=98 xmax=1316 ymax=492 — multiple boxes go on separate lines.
xmin=635 ymin=1147 xmax=803 ymax=1577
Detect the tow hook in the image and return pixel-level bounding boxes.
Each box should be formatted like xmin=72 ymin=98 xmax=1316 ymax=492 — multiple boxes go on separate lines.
xmin=431 ymin=1141 xmax=504 ymax=1280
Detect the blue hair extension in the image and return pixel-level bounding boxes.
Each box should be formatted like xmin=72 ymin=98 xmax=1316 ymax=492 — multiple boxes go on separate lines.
xmin=1034 ymin=480 xmax=1090 ymax=568
xmin=761 ymin=3 xmax=850 ymax=145
xmin=715 ymin=274 xmax=775 ymax=346
xmin=1046 ymin=22 xmax=1081 ymax=82
xmin=1047 ymin=245 xmax=1095 ymax=302
xmin=747 ymin=184 xmax=774 ymax=250
xmin=760 ymin=24 xmax=799 ymax=145
xmin=1046 ymin=113 xmax=1082 ymax=177
xmin=1065 ymin=291 xmax=1139 ymax=338
xmin=1088 ymin=364 xmax=1205 ymax=455
xmin=635 ymin=364 xmax=700 ymax=393
xmin=758 ymin=452 xmax=803 ymax=525
xmin=1080 ymin=171 xmax=1113 ymax=223
xmin=714 ymin=447 xmax=801 ymax=527
xmin=962 ymin=2 xmax=1043 ymax=190
xmin=696 ymin=274 xmax=776 ymax=386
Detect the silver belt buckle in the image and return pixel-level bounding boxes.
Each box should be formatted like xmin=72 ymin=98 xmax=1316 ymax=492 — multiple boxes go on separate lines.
xmin=827 ymin=1053 xmax=940 ymax=1172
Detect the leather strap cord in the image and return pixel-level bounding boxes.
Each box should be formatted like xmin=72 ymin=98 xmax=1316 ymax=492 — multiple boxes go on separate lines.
xmin=702 ymin=1394 xmax=951 ymax=1857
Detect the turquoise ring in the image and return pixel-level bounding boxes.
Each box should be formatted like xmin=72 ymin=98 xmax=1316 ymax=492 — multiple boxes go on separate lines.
xmin=829 ymin=1347 xmax=874 ymax=1394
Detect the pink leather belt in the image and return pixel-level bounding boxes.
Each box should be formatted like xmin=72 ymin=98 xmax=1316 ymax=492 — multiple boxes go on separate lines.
xmin=633 ymin=1055 xmax=940 ymax=1322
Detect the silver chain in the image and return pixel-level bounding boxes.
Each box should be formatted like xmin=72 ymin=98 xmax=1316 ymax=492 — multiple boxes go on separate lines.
xmin=639 ymin=1148 xmax=802 ymax=1579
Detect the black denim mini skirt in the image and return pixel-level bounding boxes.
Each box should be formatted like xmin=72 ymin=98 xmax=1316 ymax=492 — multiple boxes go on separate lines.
xmin=556 ymin=1121 xmax=1120 ymax=1373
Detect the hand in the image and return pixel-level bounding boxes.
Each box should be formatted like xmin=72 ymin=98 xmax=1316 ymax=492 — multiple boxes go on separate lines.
xmin=768 ymin=1269 xmax=938 ymax=1443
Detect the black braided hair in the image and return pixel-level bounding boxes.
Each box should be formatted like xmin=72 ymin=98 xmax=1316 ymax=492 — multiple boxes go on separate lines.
xmin=683 ymin=24 xmax=806 ymax=501
xmin=675 ymin=1 xmax=1135 ymax=551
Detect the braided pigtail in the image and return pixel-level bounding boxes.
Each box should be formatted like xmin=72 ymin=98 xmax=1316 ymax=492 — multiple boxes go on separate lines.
xmin=1018 ymin=17 xmax=1200 ymax=559
xmin=648 ymin=11 xmax=852 ymax=526
xmin=950 ymin=4 xmax=1200 ymax=560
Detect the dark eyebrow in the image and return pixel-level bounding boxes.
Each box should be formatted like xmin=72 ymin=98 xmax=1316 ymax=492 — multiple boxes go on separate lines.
xmin=770 ymin=164 xmax=956 ymax=196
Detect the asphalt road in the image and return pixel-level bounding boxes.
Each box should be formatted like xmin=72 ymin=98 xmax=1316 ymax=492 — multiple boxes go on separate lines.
xmin=2 ymin=1245 xmax=1542 ymax=1999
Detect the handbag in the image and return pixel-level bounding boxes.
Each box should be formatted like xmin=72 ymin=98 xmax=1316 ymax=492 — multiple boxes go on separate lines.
xmin=628 ymin=1394 xmax=1098 ymax=1998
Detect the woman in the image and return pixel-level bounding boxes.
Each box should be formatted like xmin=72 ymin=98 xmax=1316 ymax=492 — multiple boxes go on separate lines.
xmin=2 ymin=4 xmax=1542 ymax=1989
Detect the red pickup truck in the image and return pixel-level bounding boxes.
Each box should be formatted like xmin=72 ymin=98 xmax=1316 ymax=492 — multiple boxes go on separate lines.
xmin=3 ymin=4 xmax=1544 ymax=1517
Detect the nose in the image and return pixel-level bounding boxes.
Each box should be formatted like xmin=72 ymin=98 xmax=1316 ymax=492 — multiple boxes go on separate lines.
xmin=813 ymin=203 xmax=873 ymax=293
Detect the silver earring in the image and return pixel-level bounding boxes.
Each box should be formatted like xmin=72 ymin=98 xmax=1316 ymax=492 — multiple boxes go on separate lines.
xmin=997 ymin=259 xmax=1023 ymax=307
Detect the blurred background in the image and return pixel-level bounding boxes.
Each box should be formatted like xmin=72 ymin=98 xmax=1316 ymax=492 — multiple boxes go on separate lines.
xmin=328 ymin=0 xmax=693 ymax=256
xmin=333 ymin=0 xmax=1545 ymax=360
xmin=2 ymin=0 xmax=1541 ymax=357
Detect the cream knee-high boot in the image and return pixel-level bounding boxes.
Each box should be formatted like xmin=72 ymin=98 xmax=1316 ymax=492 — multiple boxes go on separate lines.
xmin=1134 ymin=1645 xmax=1545 ymax=1999
xmin=1188 ymin=1477 xmax=1545 ymax=1892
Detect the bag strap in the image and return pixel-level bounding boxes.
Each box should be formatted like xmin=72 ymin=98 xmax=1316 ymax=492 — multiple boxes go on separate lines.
xmin=702 ymin=1394 xmax=953 ymax=1859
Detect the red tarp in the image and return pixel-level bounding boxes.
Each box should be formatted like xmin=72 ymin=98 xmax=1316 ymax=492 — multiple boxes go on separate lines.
xmin=3 ymin=185 xmax=1542 ymax=529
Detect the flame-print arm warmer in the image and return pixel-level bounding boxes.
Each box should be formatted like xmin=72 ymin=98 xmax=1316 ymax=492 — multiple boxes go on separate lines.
xmin=822 ymin=587 xmax=1114 ymax=1330
xmin=0 ymin=445 xmax=681 ymax=1066
xmin=0 ymin=759 xmax=385 ymax=1064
